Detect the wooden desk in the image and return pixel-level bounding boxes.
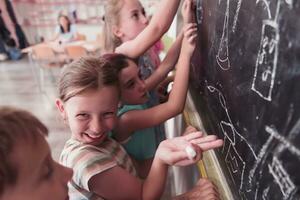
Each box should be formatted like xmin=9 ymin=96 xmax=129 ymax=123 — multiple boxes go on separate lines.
xmin=22 ymin=40 xmax=102 ymax=54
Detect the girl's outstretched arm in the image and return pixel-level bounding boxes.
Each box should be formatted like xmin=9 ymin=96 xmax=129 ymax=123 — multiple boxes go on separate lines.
xmin=89 ymin=131 xmax=222 ymax=200
xmin=116 ymin=0 xmax=181 ymax=58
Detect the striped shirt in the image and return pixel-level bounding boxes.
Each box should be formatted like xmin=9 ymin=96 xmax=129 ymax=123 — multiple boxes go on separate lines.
xmin=60 ymin=137 xmax=137 ymax=200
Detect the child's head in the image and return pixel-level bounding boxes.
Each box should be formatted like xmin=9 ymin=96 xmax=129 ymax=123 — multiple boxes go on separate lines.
xmin=56 ymin=56 xmax=121 ymax=145
xmin=111 ymin=54 xmax=148 ymax=105
xmin=0 ymin=106 xmax=72 ymax=200
xmin=104 ymin=0 xmax=149 ymax=52
xmin=58 ymin=14 xmax=71 ymax=33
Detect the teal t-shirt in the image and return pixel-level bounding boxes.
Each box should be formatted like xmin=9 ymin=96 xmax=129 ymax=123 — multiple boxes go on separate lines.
xmin=116 ymin=104 xmax=157 ymax=160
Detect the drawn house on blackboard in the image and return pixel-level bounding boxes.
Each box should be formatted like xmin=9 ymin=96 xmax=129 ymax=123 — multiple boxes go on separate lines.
xmin=206 ymin=86 xmax=300 ymax=199
xmin=207 ymin=86 xmax=258 ymax=197
xmin=248 ymin=123 xmax=300 ymax=200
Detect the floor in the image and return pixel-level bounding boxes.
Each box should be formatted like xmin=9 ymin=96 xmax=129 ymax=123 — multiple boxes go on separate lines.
xmin=0 ymin=56 xmax=69 ymax=161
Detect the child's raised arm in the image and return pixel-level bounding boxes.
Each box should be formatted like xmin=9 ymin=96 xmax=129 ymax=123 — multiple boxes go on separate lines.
xmin=115 ymin=23 xmax=198 ymax=141
xmin=142 ymin=0 xmax=197 ymax=92
xmin=115 ymin=0 xmax=181 ymax=58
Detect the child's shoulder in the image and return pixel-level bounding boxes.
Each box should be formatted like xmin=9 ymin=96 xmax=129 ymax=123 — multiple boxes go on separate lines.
xmin=118 ymin=104 xmax=147 ymax=116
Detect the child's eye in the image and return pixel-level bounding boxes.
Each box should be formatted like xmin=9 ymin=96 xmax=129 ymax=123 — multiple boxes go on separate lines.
xmin=76 ymin=113 xmax=89 ymax=120
xmin=125 ymin=80 xmax=135 ymax=89
xmin=132 ymin=13 xmax=139 ymax=19
xmin=103 ymin=112 xmax=115 ymax=119
xmin=142 ymin=9 xmax=146 ymax=17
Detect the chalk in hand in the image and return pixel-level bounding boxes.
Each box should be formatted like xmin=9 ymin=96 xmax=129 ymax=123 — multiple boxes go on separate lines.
xmin=185 ymin=145 xmax=196 ymax=160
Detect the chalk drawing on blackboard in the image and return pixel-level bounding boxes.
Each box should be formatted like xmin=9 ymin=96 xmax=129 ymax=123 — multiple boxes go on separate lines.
xmin=251 ymin=19 xmax=279 ymax=101
xmin=232 ymin=0 xmax=242 ymax=33
xmin=269 ymin=157 xmax=295 ymax=199
xmin=285 ymin=0 xmax=293 ymax=8
xmin=256 ymin=0 xmax=272 ymax=19
xmin=262 ymin=187 xmax=270 ymax=200
xmin=248 ymin=125 xmax=299 ymax=200
xmin=216 ymin=0 xmax=231 ymax=70
xmin=196 ymin=0 xmax=203 ymax=24
xmin=207 ymin=85 xmax=258 ymax=194
xmin=252 ymin=0 xmax=293 ymax=101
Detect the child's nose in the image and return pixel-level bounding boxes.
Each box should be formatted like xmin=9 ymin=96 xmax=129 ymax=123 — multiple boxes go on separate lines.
xmin=141 ymin=15 xmax=149 ymax=25
xmin=90 ymin=118 xmax=104 ymax=133
xmin=138 ymin=79 xmax=146 ymax=91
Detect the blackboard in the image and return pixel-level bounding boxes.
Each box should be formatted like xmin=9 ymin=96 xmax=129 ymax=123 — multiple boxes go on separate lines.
xmin=189 ymin=0 xmax=300 ymax=199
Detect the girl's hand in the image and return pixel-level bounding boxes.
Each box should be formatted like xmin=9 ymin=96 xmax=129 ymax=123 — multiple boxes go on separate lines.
xmin=181 ymin=0 xmax=196 ymax=24
xmin=156 ymin=131 xmax=223 ymax=166
xmin=181 ymin=23 xmax=198 ymax=56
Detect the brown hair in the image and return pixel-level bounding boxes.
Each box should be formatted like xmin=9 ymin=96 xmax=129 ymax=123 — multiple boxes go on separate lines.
xmin=58 ymin=14 xmax=71 ymax=33
xmin=0 ymin=106 xmax=48 ymax=195
xmin=58 ymin=55 xmax=129 ymax=103
xmin=103 ymin=0 xmax=125 ymax=52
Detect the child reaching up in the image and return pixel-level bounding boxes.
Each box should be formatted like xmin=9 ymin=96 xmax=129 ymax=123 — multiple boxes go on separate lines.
xmin=0 ymin=106 xmax=72 ymax=200
xmin=108 ymin=22 xmax=199 ymax=177
xmin=104 ymin=0 xmax=195 ymax=96
xmin=55 ymin=55 xmax=223 ymax=199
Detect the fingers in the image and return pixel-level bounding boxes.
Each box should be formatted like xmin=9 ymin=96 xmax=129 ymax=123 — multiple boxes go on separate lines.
xmin=197 ymin=139 xmax=224 ymax=151
xmin=184 ymin=23 xmax=198 ymax=45
xmin=195 ymin=178 xmax=220 ymax=200
xmin=184 ymin=131 xmax=203 ymax=140
xmin=183 ymin=125 xmax=198 ymax=135
xmin=190 ymin=143 xmax=202 ymax=160
xmin=184 ymin=125 xmax=197 ymax=133
xmin=190 ymin=135 xmax=218 ymax=144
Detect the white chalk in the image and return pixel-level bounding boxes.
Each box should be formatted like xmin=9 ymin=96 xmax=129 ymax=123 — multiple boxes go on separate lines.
xmin=185 ymin=146 xmax=196 ymax=160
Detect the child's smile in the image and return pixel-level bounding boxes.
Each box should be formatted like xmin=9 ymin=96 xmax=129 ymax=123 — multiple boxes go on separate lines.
xmin=56 ymin=87 xmax=119 ymax=145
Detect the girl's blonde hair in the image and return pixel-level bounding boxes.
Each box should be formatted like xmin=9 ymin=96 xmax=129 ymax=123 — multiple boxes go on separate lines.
xmin=103 ymin=0 xmax=125 ymax=52
xmin=58 ymin=55 xmax=128 ymax=103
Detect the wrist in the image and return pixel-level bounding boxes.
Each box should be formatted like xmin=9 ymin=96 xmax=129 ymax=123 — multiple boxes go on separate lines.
xmin=154 ymin=152 xmax=168 ymax=167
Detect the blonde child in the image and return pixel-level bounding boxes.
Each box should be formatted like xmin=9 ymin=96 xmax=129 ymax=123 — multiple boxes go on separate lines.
xmin=0 ymin=106 xmax=72 ymax=200
xmin=104 ymin=0 xmax=194 ymax=95
xmin=55 ymin=54 xmax=223 ymax=199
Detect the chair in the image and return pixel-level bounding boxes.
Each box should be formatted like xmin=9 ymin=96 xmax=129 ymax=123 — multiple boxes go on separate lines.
xmin=96 ymin=33 xmax=105 ymax=48
xmin=77 ymin=33 xmax=87 ymax=41
xmin=65 ymin=45 xmax=87 ymax=61
xmin=31 ymin=45 xmax=66 ymax=91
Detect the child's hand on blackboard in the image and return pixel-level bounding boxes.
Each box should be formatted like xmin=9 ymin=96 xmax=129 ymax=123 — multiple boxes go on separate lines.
xmin=181 ymin=0 xmax=196 ymax=24
xmin=182 ymin=23 xmax=197 ymax=56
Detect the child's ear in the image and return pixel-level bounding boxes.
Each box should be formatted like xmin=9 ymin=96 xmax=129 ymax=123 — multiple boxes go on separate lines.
xmin=112 ymin=25 xmax=124 ymax=38
xmin=55 ymin=99 xmax=67 ymax=120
